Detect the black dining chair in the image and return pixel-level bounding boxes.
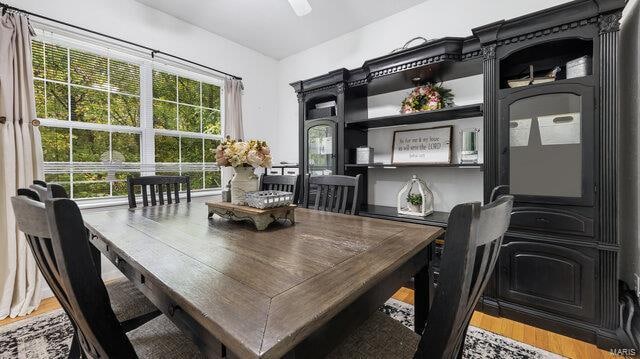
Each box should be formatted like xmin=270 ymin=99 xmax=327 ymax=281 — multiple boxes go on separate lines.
xmin=259 ymin=174 xmax=302 ymax=203
xmin=303 ymin=174 xmax=362 ymax=215
xmin=30 ymin=180 xmax=49 ymax=201
xmin=328 ymin=195 xmax=514 ymax=359
xmin=11 ymin=194 xmax=207 ymax=358
xmin=25 ymin=183 xmax=161 ymax=329
xmin=127 ymin=175 xmax=191 ymax=209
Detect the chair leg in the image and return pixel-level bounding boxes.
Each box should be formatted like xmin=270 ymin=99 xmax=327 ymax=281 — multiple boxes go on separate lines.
xmin=68 ymin=331 xmax=81 ymax=359
xmin=119 ymin=309 xmax=162 ymax=332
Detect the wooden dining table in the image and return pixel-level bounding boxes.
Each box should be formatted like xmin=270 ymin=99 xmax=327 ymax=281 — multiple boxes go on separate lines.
xmin=83 ymin=201 xmax=443 ymax=359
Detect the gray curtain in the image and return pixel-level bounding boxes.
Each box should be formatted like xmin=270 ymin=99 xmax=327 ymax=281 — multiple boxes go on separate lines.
xmin=224 ymin=78 xmax=244 ymax=140
xmin=0 ymin=13 xmax=45 ymax=319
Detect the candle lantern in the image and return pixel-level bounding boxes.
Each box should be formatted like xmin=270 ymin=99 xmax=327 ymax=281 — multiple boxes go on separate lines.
xmin=397 ymin=175 xmax=434 ymax=217
xmin=459 ymin=128 xmax=480 ymax=164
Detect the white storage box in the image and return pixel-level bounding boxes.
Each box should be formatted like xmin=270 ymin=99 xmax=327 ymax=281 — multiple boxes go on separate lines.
xmin=566 ymin=56 xmax=591 ymax=79
xmin=356 ymin=147 xmax=374 ymax=164
xmin=538 ymin=112 xmax=581 ymax=145
xmin=510 ymin=119 xmax=532 ymax=147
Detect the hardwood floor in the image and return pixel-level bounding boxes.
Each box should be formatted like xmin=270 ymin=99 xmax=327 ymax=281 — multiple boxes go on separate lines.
xmin=392 ymin=287 xmax=616 ymax=359
xmin=0 ymin=297 xmax=60 ymax=326
xmin=0 ymin=289 xmax=618 ymax=359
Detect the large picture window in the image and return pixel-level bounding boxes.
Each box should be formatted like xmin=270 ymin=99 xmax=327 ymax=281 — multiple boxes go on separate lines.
xmin=32 ymin=35 xmax=223 ymax=200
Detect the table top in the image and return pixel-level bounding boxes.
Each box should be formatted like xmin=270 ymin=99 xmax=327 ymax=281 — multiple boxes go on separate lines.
xmin=83 ymin=203 xmax=443 ymax=358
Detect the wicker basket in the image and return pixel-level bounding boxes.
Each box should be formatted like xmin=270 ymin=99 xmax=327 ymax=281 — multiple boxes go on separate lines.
xmin=245 ymin=190 xmax=294 ymax=209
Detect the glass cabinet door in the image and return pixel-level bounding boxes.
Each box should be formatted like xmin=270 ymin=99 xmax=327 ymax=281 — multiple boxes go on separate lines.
xmin=306 ymin=121 xmax=336 ymax=175
xmin=502 ymin=86 xmax=594 ymax=205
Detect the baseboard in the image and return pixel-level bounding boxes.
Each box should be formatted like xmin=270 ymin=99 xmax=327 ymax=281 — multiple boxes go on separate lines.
xmin=477 ymin=297 xmax=619 ymax=348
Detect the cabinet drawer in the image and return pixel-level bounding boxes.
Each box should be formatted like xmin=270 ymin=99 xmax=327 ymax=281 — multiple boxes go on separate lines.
xmin=498 ymin=239 xmax=596 ymax=322
xmin=510 ymin=206 xmax=594 ymax=237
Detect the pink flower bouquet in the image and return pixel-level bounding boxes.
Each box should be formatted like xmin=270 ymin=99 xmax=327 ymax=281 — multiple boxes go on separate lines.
xmin=400 ymin=83 xmax=454 ymax=114
xmin=214 ymin=137 xmax=272 ymax=168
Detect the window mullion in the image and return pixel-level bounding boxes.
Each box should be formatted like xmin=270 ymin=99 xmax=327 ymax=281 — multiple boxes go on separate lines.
xmin=140 ymin=62 xmax=155 ymax=176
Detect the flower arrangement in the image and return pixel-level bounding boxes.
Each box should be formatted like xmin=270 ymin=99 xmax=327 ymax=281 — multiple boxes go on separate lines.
xmin=214 ymin=136 xmax=272 ymax=168
xmin=400 ymin=83 xmax=454 ymax=114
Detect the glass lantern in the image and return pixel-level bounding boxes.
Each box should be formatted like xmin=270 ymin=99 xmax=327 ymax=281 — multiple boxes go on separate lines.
xmin=397 ymin=175 xmax=434 ymax=217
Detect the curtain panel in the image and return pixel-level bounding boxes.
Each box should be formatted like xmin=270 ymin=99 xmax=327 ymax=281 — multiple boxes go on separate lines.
xmin=224 ymin=78 xmax=244 ymax=140
xmin=0 ymin=13 xmax=45 ymax=319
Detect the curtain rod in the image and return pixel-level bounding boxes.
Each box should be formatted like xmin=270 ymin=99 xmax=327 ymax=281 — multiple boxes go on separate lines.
xmin=0 ymin=2 xmax=242 ymax=80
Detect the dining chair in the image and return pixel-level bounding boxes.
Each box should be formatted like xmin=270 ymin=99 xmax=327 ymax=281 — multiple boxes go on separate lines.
xmin=30 ymin=180 xmax=49 ymax=201
xmin=11 ymin=194 xmax=207 ymax=358
xmin=26 ymin=182 xmax=161 ymax=328
xmin=127 ymin=175 xmax=191 ymax=209
xmin=328 ymin=195 xmax=514 ymax=359
xmin=260 ymin=174 xmax=301 ymax=203
xmin=489 ymin=184 xmax=510 ymax=202
xmin=303 ymin=174 xmax=362 ymax=215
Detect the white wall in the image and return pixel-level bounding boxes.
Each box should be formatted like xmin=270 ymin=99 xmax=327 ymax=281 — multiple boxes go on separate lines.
xmin=620 ymin=0 xmax=640 ymax=295
xmin=275 ymin=0 xmax=570 ymax=209
xmin=6 ymin=0 xmax=280 ymax=286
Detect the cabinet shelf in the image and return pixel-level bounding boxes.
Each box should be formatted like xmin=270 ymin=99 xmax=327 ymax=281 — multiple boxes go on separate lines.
xmin=359 ymin=205 xmax=449 ymax=227
xmin=345 ymin=163 xmax=483 ymax=169
xmin=498 ymin=76 xmax=593 ymax=95
xmin=346 ymin=103 xmax=483 ymax=129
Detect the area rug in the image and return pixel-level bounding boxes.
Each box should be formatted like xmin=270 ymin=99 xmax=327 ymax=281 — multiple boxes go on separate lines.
xmin=0 ymin=300 xmax=563 ymax=358
xmin=382 ymin=298 xmax=563 ymax=359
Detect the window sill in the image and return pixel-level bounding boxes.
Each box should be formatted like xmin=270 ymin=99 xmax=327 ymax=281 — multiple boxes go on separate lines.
xmin=76 ymin=189 xmax=222 ymax=210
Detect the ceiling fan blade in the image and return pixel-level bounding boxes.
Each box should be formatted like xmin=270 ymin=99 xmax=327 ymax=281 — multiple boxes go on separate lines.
xmin=287 ymin=0 xmax=312 ymax=16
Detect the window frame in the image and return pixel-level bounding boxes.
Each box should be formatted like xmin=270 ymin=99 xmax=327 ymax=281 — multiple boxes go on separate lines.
xmin=33 ymin=30 xmax=225 ymax=203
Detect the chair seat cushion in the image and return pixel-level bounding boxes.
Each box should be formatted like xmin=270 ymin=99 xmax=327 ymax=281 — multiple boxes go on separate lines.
xmin=127 ymin=315 xmax=209 ymax=358
xmin=327 ymin=311 xmax=420 ymax=359
xmin=106 ymin=278 xmax=157 ymax=322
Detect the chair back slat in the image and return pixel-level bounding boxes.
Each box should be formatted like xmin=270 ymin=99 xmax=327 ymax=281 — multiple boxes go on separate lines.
xmin=173 ymin=183 xmax=180 ymax=204
xmin=11 ymin=195 xmax=137 ymax=357
xmin=141 ymin=185 xmax=149 ymax=207
xmin=150 ymin=185 xmax=157 ymax=206
xmin=127 ymin=176 xmax=191 ymax=208
xmin=304 ymin=175 xmax=362 ymax=215
xmin=157 ymin=184 xmax=165 ymax=205
xmin=415 ymin=194 xmax=514 ymax=359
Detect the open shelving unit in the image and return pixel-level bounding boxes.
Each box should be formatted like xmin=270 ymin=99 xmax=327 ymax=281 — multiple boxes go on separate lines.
xmin=344 ymin=163 xmax=483 ymax=169
xmin=291 ymin=0 xmax=629 ymax=349
xmin=359 ymin=205 xmax=449 ymax=227
xmin=346 ymin=103 xmax=483 ymax=129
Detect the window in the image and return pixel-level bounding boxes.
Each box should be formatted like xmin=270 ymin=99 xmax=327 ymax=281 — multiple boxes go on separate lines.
xmin=32 ymin=35 xmax=223 ymax=200
xmin=152 ymin=69 xmax=222 ymax=191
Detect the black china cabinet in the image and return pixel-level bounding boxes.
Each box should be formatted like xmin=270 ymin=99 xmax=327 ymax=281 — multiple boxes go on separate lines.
xmin=291 ymin=0 xmax=632 ymax=349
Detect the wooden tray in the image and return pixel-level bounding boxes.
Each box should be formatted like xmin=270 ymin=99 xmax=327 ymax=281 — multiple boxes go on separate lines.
xmin=206 ymin=201 xmax=296 ymax=230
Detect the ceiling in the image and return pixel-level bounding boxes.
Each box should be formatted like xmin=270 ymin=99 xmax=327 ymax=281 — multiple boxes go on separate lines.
xmin=134 ymin=0 xmax=428 ymax=59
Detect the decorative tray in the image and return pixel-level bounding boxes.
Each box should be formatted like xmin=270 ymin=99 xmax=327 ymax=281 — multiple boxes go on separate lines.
xmin=206 ymin=201 xmax=296 ymax=231
xmin=245 ymin=190 xmax=294 ymax=209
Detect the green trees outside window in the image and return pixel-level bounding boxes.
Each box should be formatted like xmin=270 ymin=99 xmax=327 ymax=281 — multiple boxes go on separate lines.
xmin=33 ymin=39 xmax=223 ymax=199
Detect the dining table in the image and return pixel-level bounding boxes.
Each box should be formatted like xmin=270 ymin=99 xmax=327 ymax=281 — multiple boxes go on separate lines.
xmin=82 ymin=201 xmax=443 ymax=359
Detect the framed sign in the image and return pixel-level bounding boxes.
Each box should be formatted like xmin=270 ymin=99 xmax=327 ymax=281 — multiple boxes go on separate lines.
xmin=391 ymin=126 xmax=453 ymax=164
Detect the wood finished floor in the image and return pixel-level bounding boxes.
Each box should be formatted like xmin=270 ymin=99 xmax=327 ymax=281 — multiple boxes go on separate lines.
xmin=0 ymin=289 xmax=617 ymax=358
xmin=392 ymin=287 xmax=616 ymax=359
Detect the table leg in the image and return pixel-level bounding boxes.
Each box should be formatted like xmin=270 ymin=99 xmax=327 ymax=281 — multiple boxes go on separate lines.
xmin=414 ymin=242 xmax=434 ymax=335
xmin=89 ymin=239 xmax=101 ymax=274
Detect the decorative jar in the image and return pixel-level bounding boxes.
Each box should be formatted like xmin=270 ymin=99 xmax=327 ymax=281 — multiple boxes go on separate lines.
xmin=230 ymin=166 xmax=259 ymax=205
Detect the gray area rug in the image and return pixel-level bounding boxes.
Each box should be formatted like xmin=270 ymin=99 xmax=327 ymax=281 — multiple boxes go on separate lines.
xmin=0 ymin=299 xmax=563 ymax=358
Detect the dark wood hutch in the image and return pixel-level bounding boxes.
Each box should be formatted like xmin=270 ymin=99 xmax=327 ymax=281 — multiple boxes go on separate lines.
xmin=291 ymin=0 xmax=631 ymax=349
